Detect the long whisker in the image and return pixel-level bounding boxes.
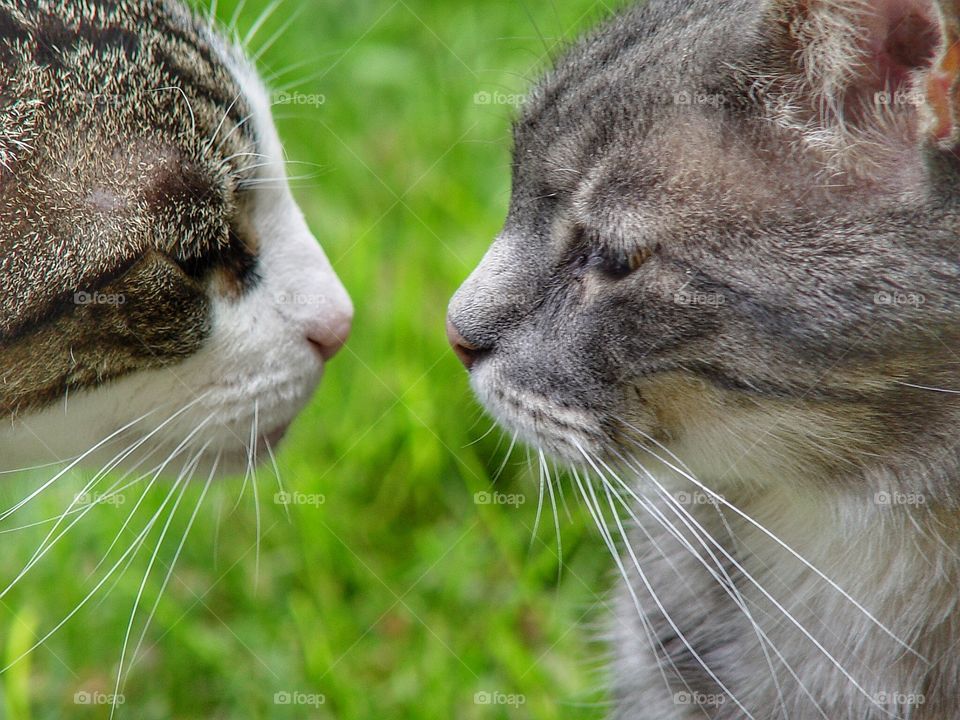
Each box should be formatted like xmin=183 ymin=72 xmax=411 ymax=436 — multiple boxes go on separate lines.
xmin=108 ymin=448 xmax=204 ymax=720
xmin=251 ymin=8 xmax=303 ymax=63
xmin=227 ymin=0 xmax=249 ymax=36
xmin=538 ymin=449 xmax=562 ymax=576
xmin=567 ymin=465 xmax=692 ymax=705
xmin=1 ymin=412 xmax=210 ymax=603
xmin=613 ymin=447 xmax=899 ymax=718
xmin=242 ymin=0 xmax=283 ymax=48
xmin=203 ymin=92 xmax=244 ymax=157
xmin=0 ymin=404 xmax=167 ymax=522
xmin=575 ymin=442 xmax=758 ymax=720
xmin=615 ymin=418 xmax=924 ymax=662
xmin=214 ymin=111 xmax=257 ymax=158
xmin=265 ymin=436 xmax=290 ymax=523
xmin=91 ymin=414 xmax=217 ymax=577
xmin=599 ymin=451 xmax=815 ymax=719
xmin=0 ymin=453 xmax=197 ymax=673
xmin=494 ymin=432 xmax=519 ymax=483
xmin=531 ymin=451 xmax=547 ymax=542
xmin=250 ymin=403 xmax=262 ymax=590
xmin=126 ymin=451 xmax=218 ymax=680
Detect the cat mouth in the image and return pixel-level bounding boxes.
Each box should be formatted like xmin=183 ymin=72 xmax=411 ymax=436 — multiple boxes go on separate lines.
xmin=471 ymin=374 xmax=607 ymax=464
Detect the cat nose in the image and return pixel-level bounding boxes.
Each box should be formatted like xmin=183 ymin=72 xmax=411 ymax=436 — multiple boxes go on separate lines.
xmin=307 ymin=310 xmax=353 ymax=361
xmin=446 ymin=318 xmax=487 ymax=370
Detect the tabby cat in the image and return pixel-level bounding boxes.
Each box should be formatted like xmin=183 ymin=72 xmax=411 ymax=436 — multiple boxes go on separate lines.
xmin=450 ymin=0 xmax=960 ymax=717
xmin=0 ymin=0 xmax=352 ymax=474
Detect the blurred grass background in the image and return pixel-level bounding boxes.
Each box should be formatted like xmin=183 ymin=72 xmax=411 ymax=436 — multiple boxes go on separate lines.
xmin=0 ymin=0 xmax=620 ymax=717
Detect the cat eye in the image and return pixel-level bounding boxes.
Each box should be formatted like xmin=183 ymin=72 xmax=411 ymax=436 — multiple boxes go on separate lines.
xmin=583 ymin=244 xmax=656 ymax=280
xmin=174 ymin=226 xmax=260 ymax=289
xmin=570 ymin=228 xmax=658 ymax=280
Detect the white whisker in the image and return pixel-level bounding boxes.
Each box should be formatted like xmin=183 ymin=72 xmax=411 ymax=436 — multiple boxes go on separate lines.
xmin=615 ymin=419 xmax=924 ymax=662
xmin=0 ymin=454 xmax=198 ymax=674
xmin=108 ymin=448 xmax=203 ymax=720
xmin=126 ymin=451 xmax=219 ymax=682
xmin=575 ymin=442 xmax=758 ymax=720
xmin=612 ymin=445 xmax=900 ymax=717
xmin=242 ymin=0 xmax=283 ymax=48
xmin=567 ymin=465 xmax=690 ymax=705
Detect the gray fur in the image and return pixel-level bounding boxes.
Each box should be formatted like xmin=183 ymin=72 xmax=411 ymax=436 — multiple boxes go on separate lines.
xmin=450 ymin=0 xmax=960 ymax=717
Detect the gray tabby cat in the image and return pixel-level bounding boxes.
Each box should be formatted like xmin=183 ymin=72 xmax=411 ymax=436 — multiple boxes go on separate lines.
xmin=449 ymin=0 xmax=960 ymax=717
xmin=0 ymin=0 xmax=352 ymax=474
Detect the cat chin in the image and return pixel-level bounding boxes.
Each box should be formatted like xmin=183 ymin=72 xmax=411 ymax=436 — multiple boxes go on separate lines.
xmin=0 ymin=400 xmax=305 ymax=480
xmin=0 ymin=311 xmax=326 ymax=478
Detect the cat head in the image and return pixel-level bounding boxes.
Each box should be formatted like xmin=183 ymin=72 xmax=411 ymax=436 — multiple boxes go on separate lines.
xmin=0 ymin=0 xmax=353 ymax=474
xmin=450 ymin=0 xmax=960 ymax=491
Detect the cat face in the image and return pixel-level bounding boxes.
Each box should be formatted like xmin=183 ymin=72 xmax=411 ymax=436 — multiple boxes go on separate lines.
xmin=450 ymin=0 xmax=960 ymax=487
xmin=0 ymin=0 xmax=352 ymax=473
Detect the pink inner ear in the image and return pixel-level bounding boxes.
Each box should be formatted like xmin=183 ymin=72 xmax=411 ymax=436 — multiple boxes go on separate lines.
xmin=869 ymin=0 xmax=941 ymax=86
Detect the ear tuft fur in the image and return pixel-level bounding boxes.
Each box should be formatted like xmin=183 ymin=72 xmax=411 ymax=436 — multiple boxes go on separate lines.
xmin=924 ymin=1 xmax=960 ymax=149
xmin=761 ymin=0 xmax=943 ymax=176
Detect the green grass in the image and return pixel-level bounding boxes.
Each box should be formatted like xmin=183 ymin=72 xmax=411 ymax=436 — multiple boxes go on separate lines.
xmin=0 ymin=1 xmax=619 ymax=717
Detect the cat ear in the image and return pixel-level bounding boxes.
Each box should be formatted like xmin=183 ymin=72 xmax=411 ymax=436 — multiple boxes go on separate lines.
xmin=763 ymin=0 xmax=953 ymax=146
xmin=925 ymin=0 xmax=960 ymax=148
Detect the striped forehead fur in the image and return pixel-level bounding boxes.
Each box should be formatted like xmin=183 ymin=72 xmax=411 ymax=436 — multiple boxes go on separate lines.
xmin=0 ymin=0 xmax=264 ymax=416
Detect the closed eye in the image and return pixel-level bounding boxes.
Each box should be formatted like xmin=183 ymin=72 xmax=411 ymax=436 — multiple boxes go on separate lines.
xmin=175 ymin=226 xmax=260 ymax=287
xmin=570 ymin=225 xmax=658 ymax=280
xmin=595 ymin=244 xmax=655 ymax=280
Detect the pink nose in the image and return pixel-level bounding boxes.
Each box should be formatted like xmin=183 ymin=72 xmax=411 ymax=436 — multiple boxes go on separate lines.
xmin=446 ymin=318 xmax=484 ymax=370
xmin=307 ymin=314 xmax=352 ymax=361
